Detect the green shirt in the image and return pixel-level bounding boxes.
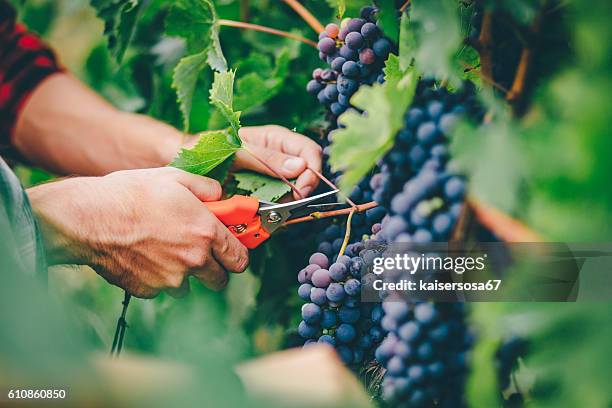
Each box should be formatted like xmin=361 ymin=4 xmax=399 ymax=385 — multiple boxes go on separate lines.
xmin=0 ymin=158 xmax=47 ymax=276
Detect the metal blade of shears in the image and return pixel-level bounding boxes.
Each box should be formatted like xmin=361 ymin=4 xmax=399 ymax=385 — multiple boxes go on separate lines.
xmin=258 ymin=189 xmax=339 ymax=234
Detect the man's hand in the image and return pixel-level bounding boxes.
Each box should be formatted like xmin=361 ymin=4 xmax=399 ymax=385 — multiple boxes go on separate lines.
xmin=27 ymin=167 xmax=249 ymax=298
xmin=234 ymin=126 xmax=322 ymax=199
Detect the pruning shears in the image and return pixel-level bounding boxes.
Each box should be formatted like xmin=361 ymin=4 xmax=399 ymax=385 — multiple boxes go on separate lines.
xmin=205 ymin=190 xmax=339 ymax=249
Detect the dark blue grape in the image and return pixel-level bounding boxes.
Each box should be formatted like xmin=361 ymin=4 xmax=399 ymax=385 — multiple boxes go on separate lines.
xmin=298 ymin=283 xmax=313 ymax=301
xmin=298 ymin=321 xmax=319 ymax=339
xmin=331 ymin=56 xmax=346 ymax=71
xmin=341 ymin=60 xmax=359 ymax=77
xmin=344 ymin=278 xmax=361 ymax=296
xmin=345 ymin=32 xmax=365 ymax=50
xmin=444 ymin=177 xmax=465 ymax=201
xmin=306 ymin=80 xmax=323 ymax=94
xmin=321 ymin=309 xmax=337 ymax=328
xmin=336 ymin=323 xmax=356 ymax=343
xmin=347 ymin=18 xmax=366 ymax=33
xmin=317 ymin=37 xmax=336 ymax=55
xmin=337 ymin=76 xmax=358 ymax=95
xmin=318 ymin=334 xmax=336 ymax=346
xmin=373 ymin=38 xmax=392 ymax=58
xmin=338 ymin=306 xmax=360 ymax=323
xmin=302 ymin=303 xmax=322 ymax=324
xmin=416 ymin=121 xmax=439 ymax=145
xmin=310 ymin=287 xmax=327 ymax=305
xmin=360 ymin=22 xmax=379 ymax=39
xmin=326 ymin=282 xmax=345 ymax=302
xmin=338 ymin=44 xmax=358 ymax=60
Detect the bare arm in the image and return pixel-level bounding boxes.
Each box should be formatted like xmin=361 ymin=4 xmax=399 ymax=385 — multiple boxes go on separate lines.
xmin=13 ymin=73 xmax=183 ymax=176
xmin=13 ymin=73 xmax=322 ymax=197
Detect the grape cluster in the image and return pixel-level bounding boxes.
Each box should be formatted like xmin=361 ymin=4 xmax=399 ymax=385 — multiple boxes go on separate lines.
xmin=376 ymin=301 xmax=472 ymax=407
xmin=297 ymin=247 xmax=385 ymax=365
xmin=307 ymin=8 xmax=393 ymax=122
xmin=371 ymin=80 xmax=480 ymax=210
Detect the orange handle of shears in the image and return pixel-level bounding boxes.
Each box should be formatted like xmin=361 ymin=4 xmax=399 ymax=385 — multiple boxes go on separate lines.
xmin=204 ymin=195 xmax=270 ymax=249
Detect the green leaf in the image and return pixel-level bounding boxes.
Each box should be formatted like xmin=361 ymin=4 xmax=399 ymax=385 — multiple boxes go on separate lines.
xmin=166 ymin=0 xmax=227 ymax=71
xmin=170 ymin=130 xmax=241 ymax=182
xmin=234 ymin=48 xmax=292 ymax=112
xmin=398 ymin=12 xmax=415 ymax=71
xmin=451 ymin=115 xmax=525 ymax=213
xmin=325 ymin=0 xmax=346 ymax=19
xmin=329 ymin=57 xmax=418 ymax=194
xmin=234 ymin=172 xmax=292 ymax=202
xmin=210 ymin=70 xmax=241 ymax=144
xmin=90 ymin=0 xmax=142 ymax=63
xmin=376 ymin=0 xmax=400 ymax=42
xmin=167 ymin=0 xmax=227 ymax=130
xmin=172 ymin=51 xmax=208 ymax=131
xmin=409 ymin=0 xmax=463 ymax=84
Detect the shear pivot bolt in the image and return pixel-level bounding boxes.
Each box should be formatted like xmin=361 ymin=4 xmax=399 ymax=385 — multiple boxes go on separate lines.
xmin=267 ymin=211 xmax=282 ymax=224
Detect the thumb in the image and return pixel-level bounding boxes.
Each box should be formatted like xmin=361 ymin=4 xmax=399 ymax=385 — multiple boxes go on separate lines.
xmin=168 ymin=168 xmax=222 ymax=202
xmin=237 ymin=145 xmax=307 ymax=179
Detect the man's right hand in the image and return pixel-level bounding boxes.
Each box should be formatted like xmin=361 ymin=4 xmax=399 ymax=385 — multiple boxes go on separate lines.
xmin=27 ymin=167 xmax=249 ymax=298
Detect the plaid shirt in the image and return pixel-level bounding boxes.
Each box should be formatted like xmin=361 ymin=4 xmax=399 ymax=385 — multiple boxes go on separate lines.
xmin=1 ymin=0 xmax=61 ymax=158
xmin=0 ymin=1 xmax=57 ymax=276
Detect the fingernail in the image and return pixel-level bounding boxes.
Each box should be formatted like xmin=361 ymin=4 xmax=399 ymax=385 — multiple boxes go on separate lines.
xmin=283 ymin=157 xmax=305 ymax=173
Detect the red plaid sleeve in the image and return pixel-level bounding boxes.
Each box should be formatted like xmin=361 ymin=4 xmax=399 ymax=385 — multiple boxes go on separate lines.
xmin=0 ymin=1 xmax=62 ymax=157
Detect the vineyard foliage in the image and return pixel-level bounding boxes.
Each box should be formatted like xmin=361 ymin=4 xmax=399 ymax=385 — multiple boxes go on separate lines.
xmin=4 ymin=0 xmax=612 ymax=407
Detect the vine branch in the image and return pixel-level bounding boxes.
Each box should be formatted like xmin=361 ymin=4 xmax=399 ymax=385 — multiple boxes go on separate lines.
xmin=506 ymin=13 xmax=542 ymax=111
xmin=475 ymin=11 xmax=494 ymax=81
xmin=284 ymin=201 xmax=378 ymax=226
xmin=399 ymin=0 xmax=411 ymax=13
xmin=281 ymin=0 xmax=325 ymax=34
xmin=218 ymin=20 xmax=317 ymax=48
xmin=467 ymin=199 xmax=543 ymax=242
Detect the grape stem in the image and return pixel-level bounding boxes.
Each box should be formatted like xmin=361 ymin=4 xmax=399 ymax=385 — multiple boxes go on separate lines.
xmin=281 ymin=0 xmax=325 ymax=34
xmin=337 ymin=208 xmax=355 ymax=257
xmin=308 ymin=166 xmax=358 ymax=209
xmin=283 ymin=201 xmax=378 ymax=226
xmin=242 ymin=146 xmax=304 ymax=199
xmin=475 ymin=12 xmax=494 ymax=80
xmin=506 ymin=12 xmax=542 ymax=113
xmin=218 ymin=20 xmax=318 ymax=48
xmin=399 ymin=0 xmax=411 ymax=12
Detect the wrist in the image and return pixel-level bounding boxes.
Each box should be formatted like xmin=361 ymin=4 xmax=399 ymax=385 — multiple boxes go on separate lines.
xmin=27 ymin=177 xmax=98 ymax=265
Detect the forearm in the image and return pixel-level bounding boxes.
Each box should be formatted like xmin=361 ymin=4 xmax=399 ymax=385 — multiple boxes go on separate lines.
xmin=13 ymin=73 xmax=182 ymax=176
xmin=27 ymin=177 xmax=95 ymax=265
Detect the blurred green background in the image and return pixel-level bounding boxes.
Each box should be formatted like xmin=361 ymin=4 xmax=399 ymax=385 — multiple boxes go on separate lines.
xmin=2 ymin=0 xmax=612 ymax=407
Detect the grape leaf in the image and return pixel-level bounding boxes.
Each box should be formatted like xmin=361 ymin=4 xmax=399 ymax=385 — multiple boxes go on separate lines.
xmin=170 ymin=130 xmax=240 ymax=181
xmin=210 ymin=70 xmax=241 ymax=144
xmin=376 ymin=0 xmax=400 ymax=43
xmin=166 ymin=0 xmax=224 ymax=64
xmin=398 ymin=12 xmax=415 ymax=71
xmin=234 ymin=48 xmax=292 ymax=113
xmin=166 ymin=0 xmax=227 ymax=130
xmin=329 ymin=55 xmax=418 ymax=194
xmin=90 ymin=0 xmax=142 ymax=63
xmin=172 ymin=51 xmax=208 ymax=131
xmin=409 ymin=0 xmax=463 ymax=84
xmin=234 ymin=172 xmax=292 ymax=202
